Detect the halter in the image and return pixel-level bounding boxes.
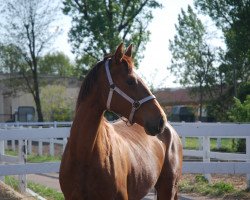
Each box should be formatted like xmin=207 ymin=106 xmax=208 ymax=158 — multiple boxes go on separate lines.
xmin=105 ymin=58 xmax=156 ymax=124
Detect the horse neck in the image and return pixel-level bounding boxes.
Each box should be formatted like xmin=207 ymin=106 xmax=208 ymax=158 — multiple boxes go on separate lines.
xmin=68 ymin=97 xmax=105 ymax=161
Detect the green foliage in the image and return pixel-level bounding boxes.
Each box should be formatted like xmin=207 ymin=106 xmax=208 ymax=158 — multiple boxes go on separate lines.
xmin=28 ymin=182 xmax=64 ymax=200
xmin=5 ymin=176 xmax=64 ymax=200
xmin=179 ymin=175 xmax=237 ymax=197
xmin=27 ymin=155 xmax=61 ymax=163
xmin=195 ymin=175 xmax=208 ymax=183
xmin=227 ymin=95 xmax=250 ymax=152
xmin=194 ymin=0 xmax=250 ymax=90
xmin=228 ymin=95 xmax=250 ymax=122
xmin=5 ymin=149 xmax=18 ymax=156
xmin=0 ymin=44 xmax=24 ymax=73
xmin=41 ymin=85 xmax=75 ymax=121
xmin=5 ymin=176 xmax=19 ymax=191
xmin=169 ymin=5 xmax=218 ymax=120
xmin=214 ymin=183 xmax=234 ymax=196
xmin=62 ymin=0 xmax=162 ymax=74
xmin=238 ymin=82 xmax=250 ymax=103
xmin=0 ymin=0 xmax=62 ymax=122
xmin=169 ymin=6 xmax=217 ymax=87
xmin=194 ymin=1 xmax=250 ymax=122
xmin=39 ymin=52 xmax=75 ymax=77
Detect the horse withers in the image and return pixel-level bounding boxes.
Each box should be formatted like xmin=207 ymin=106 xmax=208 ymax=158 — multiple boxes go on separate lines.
xmin=59 ymin=43 xmax=183 ymax=200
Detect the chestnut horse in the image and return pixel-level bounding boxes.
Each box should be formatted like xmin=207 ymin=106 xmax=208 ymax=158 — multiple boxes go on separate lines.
xmin=59 ymin=43 xmax=182 ymax=200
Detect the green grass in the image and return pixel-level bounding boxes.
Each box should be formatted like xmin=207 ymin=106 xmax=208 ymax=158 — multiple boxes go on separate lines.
xmin=5 ymin=176 xmax=19 ymax=191
xmin=179 ymin=174 xmax=249 ymax=198
xmin=5 ymin=150 xmax=61 ymax=163
xmin=5 ymin=149 xmax=18 ymax=156
xmin=27 ymin=154 xmax=61 ymax=163
xmin=28 ymin=182 xmax=64 ymax=200
xmin=182 ymin=137 xmax=236 ymax=152
xmin=5 ymin=176 xmax=64 ymax=200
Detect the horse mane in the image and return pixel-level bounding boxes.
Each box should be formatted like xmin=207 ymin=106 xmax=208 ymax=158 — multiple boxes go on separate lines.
xmin=76 ymin=59 xmax=104 ymax=109
xmin=76 ymin=54 xmax=133 ymax=109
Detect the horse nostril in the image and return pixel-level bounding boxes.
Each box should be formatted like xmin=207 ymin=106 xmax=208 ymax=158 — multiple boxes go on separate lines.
xmin=158 ymin=117 xmax=164 ymax=132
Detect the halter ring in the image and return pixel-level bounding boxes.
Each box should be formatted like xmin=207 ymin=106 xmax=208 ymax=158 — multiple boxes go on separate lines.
xmin=133 ymin=101 xmax=141 ymax=110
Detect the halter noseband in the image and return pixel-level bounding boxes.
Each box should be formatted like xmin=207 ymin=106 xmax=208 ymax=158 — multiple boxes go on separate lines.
xmin=105 ymin=58 xmax=156 ymax=124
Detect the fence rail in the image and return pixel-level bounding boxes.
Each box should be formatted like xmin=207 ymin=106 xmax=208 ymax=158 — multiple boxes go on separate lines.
xmin=1 ymin=122 xmax=250 ymax=192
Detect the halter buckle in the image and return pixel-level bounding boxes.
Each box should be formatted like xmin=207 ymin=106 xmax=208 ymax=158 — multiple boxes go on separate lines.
xmin=133 ymin=101 xmax=141 ymax=110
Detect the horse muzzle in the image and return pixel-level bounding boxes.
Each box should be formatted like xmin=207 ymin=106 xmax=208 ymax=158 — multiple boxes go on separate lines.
xmin=144 ymin=116 xmax=166 ymax=136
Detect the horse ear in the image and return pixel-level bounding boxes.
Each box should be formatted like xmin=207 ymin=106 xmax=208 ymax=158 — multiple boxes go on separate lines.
xmin=114 ymin=43 xmax=124 ymax=63
xmin=125 ymin=44 xmax=133 ymax=57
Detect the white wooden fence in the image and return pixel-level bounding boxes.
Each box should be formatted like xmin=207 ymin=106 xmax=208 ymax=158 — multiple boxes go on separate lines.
xmin=0 ymin=122 xmax=250 ymax=193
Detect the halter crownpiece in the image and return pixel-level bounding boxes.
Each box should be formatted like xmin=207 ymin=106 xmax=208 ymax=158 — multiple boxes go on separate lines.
xmin=105 ymin=58 xmax=156 ymax=124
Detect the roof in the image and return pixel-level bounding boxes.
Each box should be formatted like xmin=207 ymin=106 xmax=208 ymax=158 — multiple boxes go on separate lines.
xmin=154 ymin=88 xmax=199 ymax=106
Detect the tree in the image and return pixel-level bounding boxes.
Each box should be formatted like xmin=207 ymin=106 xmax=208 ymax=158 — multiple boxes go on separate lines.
xmin=194 ymin=0 xmax=250 ymax=97
xmin=39 ymin=52 xmax=75 ymax=76
xmin=227 ymin=95 xmax=250 ymax=152
xmin=62 ymin=0 xmax=162 ymax=75
xmin=228 ymin=95 xmax=250 ymax=122
xmin=0 ymin=0 xmax=61 ymax=121
xmin=41 ymin=85 xmax=74 ymax=121
xmin=169 ymin=6 xmax=217 ymax=120
xmin=0 ymin=44 xmax=28 ymax=94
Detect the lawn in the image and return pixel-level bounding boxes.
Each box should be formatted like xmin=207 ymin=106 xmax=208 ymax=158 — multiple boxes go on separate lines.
xmin=5 ymin=150 xmax=61 ymax=163
xmin=179 ymin=174 xmax=250 ymax=199
xmin=183 ymin=137 xmax=238 ymax=152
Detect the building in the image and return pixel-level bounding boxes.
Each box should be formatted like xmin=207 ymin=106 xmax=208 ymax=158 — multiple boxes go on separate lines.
xmin=0 ymin=73 xmax=206 ymax=122
xmin=0 ymin=74 xmax=80 ymax=122
xmin=154 ymin=87 xmax=200 ymax=116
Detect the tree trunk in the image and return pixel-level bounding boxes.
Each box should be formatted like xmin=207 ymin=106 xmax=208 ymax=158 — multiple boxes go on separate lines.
xmin=34 ymin=94 xmax=43 ymax=122
xmin=199 ymin=84 xmax=203 ymax=121
xmin=233 ymin=59 xmax=237 ymax=97
xmin=33 ymin=63 xmax=44 ymax=122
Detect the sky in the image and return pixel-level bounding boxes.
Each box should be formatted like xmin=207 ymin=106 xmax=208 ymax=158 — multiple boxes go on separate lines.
xmin=53 ymin=0 xmax=198 ymax=89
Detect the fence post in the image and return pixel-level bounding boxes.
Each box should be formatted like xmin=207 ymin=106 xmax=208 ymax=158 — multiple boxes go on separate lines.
xmin=4 ymin=125 xmax=8 ymax=150
xmin=38 ymin=127 xmax=43 ymax=156
xmin=11 ymin=140 xmax=16 ymax=151
xmin=199 ymin=137 xmax=203 ymax=150
xmin=246 ymin=136 xmax=250 ymax=189
xmin=50 ymin=138 xmax=55 ymax=156
xmin=27 ymin=127 xmax=32 ymax=154
xmin=203 ymin=136 xmax=211 ymax=182
xmin=18 ymin=140 xmax=27 ymax=193
xmin=28 ymin=139 xmax=32 ymax=155
xmin=38 ymin=139 xmax=43 ymax=156
xmin=49 ymin=122 xmax=58 ymax=157
xmin=216 ymin=122 xmax=222 ymax=149
xmin=0 ymin=140 xmax=5 ymax=182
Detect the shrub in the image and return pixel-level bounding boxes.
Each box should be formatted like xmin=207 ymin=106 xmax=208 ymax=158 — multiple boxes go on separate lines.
xmin=41 ymin=85 xmax=75 ymax=121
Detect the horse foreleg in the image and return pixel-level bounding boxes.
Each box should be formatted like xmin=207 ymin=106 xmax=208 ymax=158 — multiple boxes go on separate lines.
xmin=155 ymin=167 xmax=179 ymax=200
xmin=155 ymin=180 xmax=178 ymax=200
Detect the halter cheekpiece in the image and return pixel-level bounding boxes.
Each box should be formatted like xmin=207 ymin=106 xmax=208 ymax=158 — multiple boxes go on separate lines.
xmin=105 ymin=58 xmax=156 ymax=124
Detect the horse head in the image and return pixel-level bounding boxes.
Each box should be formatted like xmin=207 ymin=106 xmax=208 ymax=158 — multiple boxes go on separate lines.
xmin=100 ymin=43 xmax=166 ymax=136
